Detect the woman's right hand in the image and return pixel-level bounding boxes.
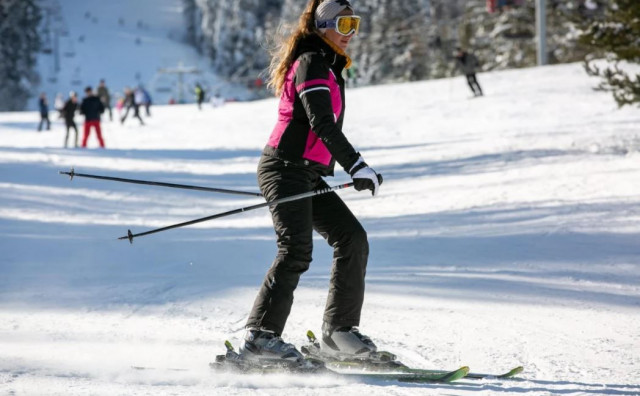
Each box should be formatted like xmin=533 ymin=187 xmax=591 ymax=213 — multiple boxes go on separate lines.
xmin=349 ymin=156 xmax=382 ymax=196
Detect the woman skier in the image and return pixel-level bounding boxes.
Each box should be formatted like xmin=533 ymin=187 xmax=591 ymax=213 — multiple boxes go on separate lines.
xmin=240 ymin=0 xmax=382 ymax=366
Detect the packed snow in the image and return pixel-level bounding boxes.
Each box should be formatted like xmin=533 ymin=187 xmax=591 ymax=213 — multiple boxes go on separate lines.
xmin=2 ymin=62 xmax=640 ymax=395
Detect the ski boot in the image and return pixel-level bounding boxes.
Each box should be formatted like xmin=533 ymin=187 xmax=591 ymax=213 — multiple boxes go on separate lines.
xmin=238 ymin=329 xmax=305 ymax=368
xmin=301 ymin=327 xmax=403 ymax=371
xmin=319 ymin=322 xmax=377 ymax=358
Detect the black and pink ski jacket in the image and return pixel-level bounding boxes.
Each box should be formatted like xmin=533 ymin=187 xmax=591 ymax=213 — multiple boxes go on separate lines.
xmin=263 ymin=34 xmax=359 ymax=177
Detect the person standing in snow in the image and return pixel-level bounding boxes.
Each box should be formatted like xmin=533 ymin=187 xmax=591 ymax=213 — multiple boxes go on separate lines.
xmin=134 ymin=86 xmax=145 ymax=112
xmin=120 ymin=86 xmax=145 ymax=126
xmin=54 ymin=93 xmax=65 ymax=119
xmin=210 ymin=92 xmax=224 ymax=108
xmin=79 ymin=86 xmax=105 ymax=148
xmin=140 ymin=86 xmax=152 ymax=116
xmin=195 ymin=83 xmax=205 ymax=109
xmin=62 ymin=91 xmax=79 ymax=148
xmin=240 ymin=0 xmax=381 ymax=365
xmin=115 ymin=95 xmax=125 ymax=117
xmin=37 ymin=93 xmax=51 ymax=131
xmin=96 ymin=79 xmax=113 ymax=121
xmin=454 ymin=47 xmax=483 ymax=97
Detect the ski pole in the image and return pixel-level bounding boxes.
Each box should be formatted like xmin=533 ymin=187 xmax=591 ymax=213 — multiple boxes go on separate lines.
xmin=59 ymin=168 xmax=262 ymax=197
xmin=118 ymin=181 xmax=356 ymax=243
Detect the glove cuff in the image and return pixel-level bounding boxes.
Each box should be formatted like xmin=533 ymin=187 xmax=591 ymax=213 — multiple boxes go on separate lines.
xmin=348 ymin=156 xmax=368 ymax=176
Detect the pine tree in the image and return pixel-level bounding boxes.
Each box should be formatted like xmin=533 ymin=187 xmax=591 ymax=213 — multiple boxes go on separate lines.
xmin=0 ymin=0 xmax=42 ymax=111
xmin=188 ymin=0 xmax=282 ymax=87
xmin=182 ymin=0 xmax=199 ymax=47
xmin=580 ymin=0 xmax=640 ymax=107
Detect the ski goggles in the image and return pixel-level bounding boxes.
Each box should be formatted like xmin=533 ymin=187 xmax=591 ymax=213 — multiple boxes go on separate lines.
xmin=316 ymin=15 xmax=361 ymax=36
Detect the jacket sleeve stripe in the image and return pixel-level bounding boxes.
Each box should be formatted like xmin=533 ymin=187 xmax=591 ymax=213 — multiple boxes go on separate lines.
xmin=299 ymin=86 xmax=330 ymax=97
xmin=296 ymin=78 xmax=331 ymax=93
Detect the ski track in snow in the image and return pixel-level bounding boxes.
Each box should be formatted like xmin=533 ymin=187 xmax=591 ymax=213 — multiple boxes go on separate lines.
xmin=3 ymin=42 xmax=640 ymax=396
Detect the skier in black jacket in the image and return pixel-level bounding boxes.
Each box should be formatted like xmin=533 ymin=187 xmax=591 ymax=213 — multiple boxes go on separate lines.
xmin=80 ymin=86 xmax=105 ymax=148
xmin=454 ymin=47 xmax=483 ymax=97
xmin=120 ymin=87 xmax=145 ymax=125
xmin=62 ymin=91 xmax=79 ymax=148
xmin=37 ymin=93 xmax=51 ymax=131
xmin=240 ymin=0 xmax=381 ymax=365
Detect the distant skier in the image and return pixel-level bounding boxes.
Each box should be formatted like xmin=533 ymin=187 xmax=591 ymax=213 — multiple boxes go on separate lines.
xmin=134 ymin=86 xmax=152 ymax=117
xmin=346 ymin=62 xmax=359 ymax=88
xmin=115 ymin=95 xmax=125 ymax=117
xmin=139 ymin=86 xmax=152 ymax=116
xmin=62 ymin=91 xmax=79 ymax=148
xmin=37 ymin=93 xmax=51 ymax=131
xmin=120 ymin=87 xmax=145 ymax=125
xmin=79 ymin=86 xmax=106 ymax=148
xmin=134 ymin=87 xmax=145 ymax=111
xmin=97 ymin=79 xmax=113 ymax=121
xmin=454 ymin=47 xmax=483 ymax=97
xmin=195 ymin=83 xmax=205 ymax=109
xmin=54 ymin=93 xmax=65 ymax=119
xmin=210 ymin=92 xmax=224 ymax=108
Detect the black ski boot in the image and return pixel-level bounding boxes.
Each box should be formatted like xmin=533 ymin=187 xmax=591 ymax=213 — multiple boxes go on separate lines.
xmin=239 ymin=329 xmax=304 ymax=365
xmin=320 ymin=323 xmax=377 ymax=358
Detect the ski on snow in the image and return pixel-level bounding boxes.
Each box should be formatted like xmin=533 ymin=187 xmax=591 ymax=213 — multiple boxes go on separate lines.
xmin=210 ymin=339 xmax=468 ymax=383
xmin=135 ymin=330 xmax=523 ymax=384
xmin=300 ymin=330 xmax=523 ymax=381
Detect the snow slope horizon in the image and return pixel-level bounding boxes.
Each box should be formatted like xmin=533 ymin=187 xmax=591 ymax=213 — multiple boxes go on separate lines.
xmin=32 ymin=0 xmax=251 ymax=112
xmin=1 ymin=63 xmax=640 ymax=395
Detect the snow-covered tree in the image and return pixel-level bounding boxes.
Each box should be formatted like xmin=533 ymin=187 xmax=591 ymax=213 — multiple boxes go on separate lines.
xmin=461 ymin=1 xmax=575 ymax=68
xmin=189 ymin=0 xmax=282 ymax=87
xmin=182 ymin=0 xmax=199 ymax=47
xmin=349 ymin=0 xmax=433 ymax=84
xmin=580 ymin=0 xmax=640 ymax=107
xmin=182 ymin=0 xmax=603 ymax=92
xmin=0 ymin=0 xmax=42 ymax=111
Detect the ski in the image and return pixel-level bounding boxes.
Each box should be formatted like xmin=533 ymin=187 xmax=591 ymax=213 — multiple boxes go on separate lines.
xmin=464 ymin=365 xmax=524 ymax=379
xmin=408 ymin=365 xmax=523 ymax=380
xmin=301 ymin=330 xmax=522 ymax=381
xmin=340 ymin=366 xmax=469 ymax=383
xmin=210 ymin=340 xmax=328 ymax=375
xmin=210 ymin=339 xmax=469 ymax=383
xmin=131 ymin=366 xmax=188 ymax=372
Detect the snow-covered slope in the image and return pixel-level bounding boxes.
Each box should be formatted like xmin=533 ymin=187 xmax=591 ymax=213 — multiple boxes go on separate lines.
xmin=33 ymin=0 xmax=248 ymax=110
xmin=1 ymin=63 xmax=640 ymax=395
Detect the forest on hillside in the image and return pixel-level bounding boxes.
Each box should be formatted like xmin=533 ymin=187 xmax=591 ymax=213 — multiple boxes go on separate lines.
xmin=182 ymin=0 xmax=605 ymax=89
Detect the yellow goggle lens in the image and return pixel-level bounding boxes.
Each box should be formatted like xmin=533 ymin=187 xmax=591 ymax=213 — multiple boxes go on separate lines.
xmin=336 ymin=16 xmax=361 ymax=36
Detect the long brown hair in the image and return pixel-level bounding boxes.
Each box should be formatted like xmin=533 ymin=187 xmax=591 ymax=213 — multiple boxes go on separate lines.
xmin=268 ymin=0 xmax=323 ymax=96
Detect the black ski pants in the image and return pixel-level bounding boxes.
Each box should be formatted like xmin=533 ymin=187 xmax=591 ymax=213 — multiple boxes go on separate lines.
xmin=246 ymin=155 xmax=369 ymax=336
xmin=64 ymin=120 xmax=78 ymax=148
xmin=38 ymin=113 xmax=50 ymax=131
xmin=466 ymin=73 xmax=483 ymax=96
xmin=121 ymin=104 xmax=144 ymax=125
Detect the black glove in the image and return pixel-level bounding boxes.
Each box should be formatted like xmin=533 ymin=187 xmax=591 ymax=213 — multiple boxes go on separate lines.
xmin=349 ymin=155 xmax=382 ymax=196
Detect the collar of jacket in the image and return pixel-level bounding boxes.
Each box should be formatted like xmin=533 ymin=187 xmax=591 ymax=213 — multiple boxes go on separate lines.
xmin=297 ymin=33 xmax=352 ymax=71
